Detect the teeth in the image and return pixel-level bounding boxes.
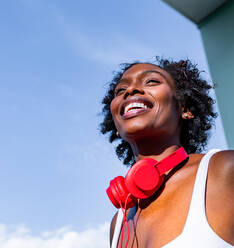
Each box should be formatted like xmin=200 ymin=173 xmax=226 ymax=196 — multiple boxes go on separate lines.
xmin=124 ymin=102 xmax=148 ymax=114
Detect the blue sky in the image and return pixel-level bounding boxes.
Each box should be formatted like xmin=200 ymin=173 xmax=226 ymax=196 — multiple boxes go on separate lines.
xmin=0 ymin=0 xmax=227 ymax=247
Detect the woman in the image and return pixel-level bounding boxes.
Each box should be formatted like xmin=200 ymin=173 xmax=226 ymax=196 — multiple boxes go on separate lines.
xmin=100 ymin=58 xmax=234 ymax=247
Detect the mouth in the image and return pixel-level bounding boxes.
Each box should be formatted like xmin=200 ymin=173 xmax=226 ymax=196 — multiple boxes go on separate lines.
xmin=120 ymin=96 xmax=154 ymax=119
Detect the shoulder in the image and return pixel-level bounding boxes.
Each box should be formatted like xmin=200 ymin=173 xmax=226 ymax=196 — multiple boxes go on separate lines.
xmin=211 ymin=149 xmax=234 ymax=162
xmin=110 ymin=211 xmax=118 ymax=246
xmin=208 ymin=149 xmax=234 ymax=191
xmin=205 ymin=150 xmax=234 ymax=243
xmin=210 ymin=150 xmax=234 ymax=174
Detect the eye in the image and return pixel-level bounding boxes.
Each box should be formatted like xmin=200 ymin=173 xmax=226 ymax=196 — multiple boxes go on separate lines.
xmin=146 ymin=80 xmax=160 ymax=86
xmin=114 ymin=87 xmax=126 ymax=96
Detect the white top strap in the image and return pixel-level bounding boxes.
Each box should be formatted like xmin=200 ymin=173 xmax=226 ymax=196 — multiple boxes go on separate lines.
xmin=111 ymin=209 xmax=123 ymax=248
xmin=183 ymin=149 xmax=220 ymax=231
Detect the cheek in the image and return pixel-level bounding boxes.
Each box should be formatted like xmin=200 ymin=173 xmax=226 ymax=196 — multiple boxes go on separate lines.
xmin=153 ymin=88 xmax=178 ymax=119
xmin=153 ymin=86 xmax=174 ymax=106
xmin=110 ymin=100 xmax=117 ymax=118
xmin=110 ymin=99 xmax=121 ymax=127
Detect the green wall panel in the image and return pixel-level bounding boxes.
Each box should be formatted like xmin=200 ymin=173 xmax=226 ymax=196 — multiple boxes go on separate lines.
xmin=200 ymin=0 xmax=234 ymax=148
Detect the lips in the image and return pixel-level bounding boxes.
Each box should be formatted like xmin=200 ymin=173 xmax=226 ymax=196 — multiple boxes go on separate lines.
xmin=120 ymin=96 xmax=153 ymax=119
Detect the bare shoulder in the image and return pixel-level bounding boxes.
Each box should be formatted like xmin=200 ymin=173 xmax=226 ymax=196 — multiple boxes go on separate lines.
xmin=110 ymin=211 xmax=118 ymax=246
xmin=209 ymin=150 xmax=234 ymax=189
xmin=212 ymin=149 xmax=234 ymax=164
xmin=206 ymin=150 xmax=234 ymax=244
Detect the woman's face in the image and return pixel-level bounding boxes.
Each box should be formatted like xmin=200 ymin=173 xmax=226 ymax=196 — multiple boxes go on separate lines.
xmin=110 ymin=63 xmax=181 ymax=143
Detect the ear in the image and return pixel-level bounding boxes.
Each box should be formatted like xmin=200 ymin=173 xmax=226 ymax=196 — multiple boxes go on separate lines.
xmin=181 ymin=110 xmax=194 ymax=120
xmin=181 ymin=107 xmax=194 ymax=120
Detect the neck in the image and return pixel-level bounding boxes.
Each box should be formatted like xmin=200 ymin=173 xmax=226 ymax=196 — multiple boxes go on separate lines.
xmin=130 ymin=136 xmax=181 ymax=162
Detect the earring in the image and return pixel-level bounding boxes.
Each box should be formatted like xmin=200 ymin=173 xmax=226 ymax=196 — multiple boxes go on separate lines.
xmin=116 ymin=131 xmax=120 ymax=137
xmin=183 ymin=113 xmax=189 ymax=118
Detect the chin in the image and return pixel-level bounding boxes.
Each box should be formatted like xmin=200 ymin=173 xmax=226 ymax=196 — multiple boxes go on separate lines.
xmin=121 ymin=122 xmax=154 ymax=141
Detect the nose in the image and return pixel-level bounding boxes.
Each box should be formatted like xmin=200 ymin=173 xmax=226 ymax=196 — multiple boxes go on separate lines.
xmin=123 ymin=85 xmax=144 ymax=99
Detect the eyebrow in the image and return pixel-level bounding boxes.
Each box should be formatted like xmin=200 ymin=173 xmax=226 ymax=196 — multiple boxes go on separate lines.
xmin=117 ymin=69 xmax=171 ymax=86
xmin=141 ymin=70 xmax=168 ymax=80
xmin=142 ymin=70 xmax=175 ymax=89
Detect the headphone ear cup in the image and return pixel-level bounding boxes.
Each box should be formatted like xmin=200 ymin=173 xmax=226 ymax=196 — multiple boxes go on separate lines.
xmin=115 ymin=176 xmax=137 ymax=208
xmin=114 ymin=176 xmax=129 ymax=203
xmin=106 ymin=176 xmax=137 ymax=209
xmin=125 ymin=158 xmax=162 ymax=199
xmin=106 ymin=178 xmax=122 ymax=208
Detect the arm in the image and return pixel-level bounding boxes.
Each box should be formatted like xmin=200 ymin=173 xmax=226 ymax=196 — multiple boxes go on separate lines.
xmin=207 ymin=150 xmax=234 ymax=244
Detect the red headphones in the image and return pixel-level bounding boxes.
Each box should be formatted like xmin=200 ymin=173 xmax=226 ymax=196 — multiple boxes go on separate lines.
xmin=106 ymin=147 xmax=188 ymax=209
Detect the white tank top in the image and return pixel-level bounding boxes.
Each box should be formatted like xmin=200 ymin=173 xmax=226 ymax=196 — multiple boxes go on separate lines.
xmin=111 ymin=149 xmax=233 ymax=248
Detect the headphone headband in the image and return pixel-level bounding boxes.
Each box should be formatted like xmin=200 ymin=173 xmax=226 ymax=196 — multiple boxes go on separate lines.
xmin=156 ymin=147 xmax=188 ymax=175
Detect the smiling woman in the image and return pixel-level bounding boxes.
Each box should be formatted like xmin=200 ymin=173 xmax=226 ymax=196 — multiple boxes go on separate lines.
xmin=100 ymin=58 xmax=234 ymax=248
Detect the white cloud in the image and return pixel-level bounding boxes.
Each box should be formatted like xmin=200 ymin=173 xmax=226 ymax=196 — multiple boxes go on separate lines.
xmin=0 ymin=223 xmax=109 ymax=248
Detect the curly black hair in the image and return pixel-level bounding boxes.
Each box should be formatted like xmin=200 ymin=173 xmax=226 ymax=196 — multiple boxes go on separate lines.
xmin=100 ymin=57 xmax=217 ymax=166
